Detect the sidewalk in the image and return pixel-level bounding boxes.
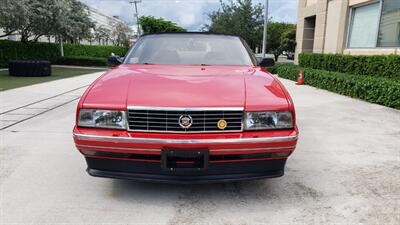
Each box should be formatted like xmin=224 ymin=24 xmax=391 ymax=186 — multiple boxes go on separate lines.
xmin=1 ymin=65 xmax=107 ymax=71
xmin=53 ymin=65 xmax=108 ymax=70
xmin=0 ymin=71 xmax=104 ymax=129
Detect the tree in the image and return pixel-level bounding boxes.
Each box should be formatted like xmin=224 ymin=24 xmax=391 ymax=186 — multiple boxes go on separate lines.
xmin=0 ymin=0 xmax=34 ymax=41
xmin=266 ymin=22 xmax=294 ymax=61
xmin=0 ymin=0 xmax=94 ymax=43
xmin=49 ymin=0 xmax=94 ymax=44
xmin=111 ymin=22 xmax=132 ymax=47
xmin=204 ymin=0 xmax=297 ymax=61
xmin=204 ymin=0 xmax=264 ymax=50
xmin=94 ymin=26 xmax=111 ymax=45
xmin=139 ymin=16 xmax=186 ymax=34
xmin=84 ymin=29 xmax=96 ymax=45
xmin=280 ymin=25 xmax=296 ymax=54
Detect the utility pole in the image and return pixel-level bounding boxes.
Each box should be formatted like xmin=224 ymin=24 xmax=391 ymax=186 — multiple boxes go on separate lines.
xmin=262 ymin=0 xmax=268 ymax=58
xmin=130 ymin=0 xmax=142 ymax=38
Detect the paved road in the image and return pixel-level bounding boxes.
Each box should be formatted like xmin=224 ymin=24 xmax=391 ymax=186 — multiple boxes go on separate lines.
xmin=0 ymin=72 xmax=399 ymax=224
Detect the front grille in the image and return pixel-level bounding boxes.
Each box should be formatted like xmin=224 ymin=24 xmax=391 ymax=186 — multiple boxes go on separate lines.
xmin=128 ymin=107 xmax=243 ymax=133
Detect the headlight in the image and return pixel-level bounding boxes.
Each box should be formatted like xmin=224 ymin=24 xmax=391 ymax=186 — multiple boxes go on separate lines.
xmin=245 ymin=111 xmax=293 ymax=130
xmin=78 ymin=109 xmax=127 ymax=129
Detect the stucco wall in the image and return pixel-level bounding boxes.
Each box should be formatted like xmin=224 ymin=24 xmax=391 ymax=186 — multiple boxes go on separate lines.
xmin=324 ymin=0 xmax=343 ymax=53
xmin=306 ymin=0 xmax=318 ymax=7
xmin=296 ymin=0 xmax=400 ymax=58
xmin=344 ymin=48 xmax=400 ymax=55
xmin=349 ymin=0 xmax=373 ymax=6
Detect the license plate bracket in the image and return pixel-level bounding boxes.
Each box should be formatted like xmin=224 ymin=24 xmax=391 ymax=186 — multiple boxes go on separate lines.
xmin=161 ymin=149 xmax=209 ymax=172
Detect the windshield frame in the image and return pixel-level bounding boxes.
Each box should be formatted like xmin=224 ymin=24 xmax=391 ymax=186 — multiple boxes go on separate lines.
xmin=123 ymin=33 xmax=257 ymax=66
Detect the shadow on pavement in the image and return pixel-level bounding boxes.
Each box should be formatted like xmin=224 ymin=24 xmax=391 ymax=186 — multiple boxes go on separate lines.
xmin=110 ymin=178 xmax=285 ymax=202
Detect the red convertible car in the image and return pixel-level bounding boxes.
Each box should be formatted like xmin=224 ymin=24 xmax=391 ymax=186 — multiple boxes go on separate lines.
xmin=73 ymin=33 xmax=298 ymax=183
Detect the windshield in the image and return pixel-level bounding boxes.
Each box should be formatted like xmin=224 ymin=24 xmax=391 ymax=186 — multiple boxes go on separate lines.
xmin=124 ymin=34 xmax=254 ymax=66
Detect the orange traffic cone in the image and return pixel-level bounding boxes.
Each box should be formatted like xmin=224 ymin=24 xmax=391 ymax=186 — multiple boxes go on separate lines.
xmin=296 ymin=69 xmax=304 ymax=85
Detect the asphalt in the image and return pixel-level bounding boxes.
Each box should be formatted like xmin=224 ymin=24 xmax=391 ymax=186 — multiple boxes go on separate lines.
xmin=0 ymin=71 xmax=399 ymax=225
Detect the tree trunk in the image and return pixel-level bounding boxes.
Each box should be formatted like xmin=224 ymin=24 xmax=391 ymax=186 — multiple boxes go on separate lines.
xmin=20 ymin=29 xmax=31 ymax=42
xmin=274 ymin=53 xmax=279 ymax=62
xmin=33 ymin=35 xmax=43 ymax=42
xmin=20 ymin=36 xmax=28 ymax=42
xmin=20 ymin=33 xmax=29 ymax=42
xmin=60 ymin=36 xmax=64 ymax=57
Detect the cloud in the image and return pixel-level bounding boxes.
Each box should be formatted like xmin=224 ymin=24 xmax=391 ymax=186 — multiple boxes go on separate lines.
xmin=267 ymin=0 xmax=299 ymax=23
xmin=80 ymin=0 xmax=298 ymax=30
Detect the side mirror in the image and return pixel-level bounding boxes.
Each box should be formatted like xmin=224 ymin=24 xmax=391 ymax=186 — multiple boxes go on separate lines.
xmin=258 ymin=58 xmax=275 ymax=67
xmin=108 ymin=55 xmax=124 ymax=67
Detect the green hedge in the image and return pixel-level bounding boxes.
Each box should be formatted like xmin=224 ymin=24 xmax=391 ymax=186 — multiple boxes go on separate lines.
xmin=0 ymin=41 xmax=59 ymax=67
xmin=274 ymin=64 xmax=299 ymax=81
xmin=298 ymin=53 xmax=400 ymax=80
xmin=0 ymin=40 xmax=129 ymax=68
xmin=56 ymin=56 xmax=108 ymax=67
xmin=275 ymin=64 xmax=400 ymax=109
xmin=266 ymin=65 xmax=277 ymax=74
xmin=63 ymin=44 xmax=128 ymax=58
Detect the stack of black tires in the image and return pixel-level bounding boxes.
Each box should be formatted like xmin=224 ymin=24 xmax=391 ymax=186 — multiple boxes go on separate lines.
xmin=8 ymin=60 xmax=52 ymax=77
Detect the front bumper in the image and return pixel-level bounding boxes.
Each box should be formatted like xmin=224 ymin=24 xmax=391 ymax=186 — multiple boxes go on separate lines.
xmin=86 ymin=157 xmax=286 ymax=183
xmin=73 ymin=127 xmax=298 ymax=183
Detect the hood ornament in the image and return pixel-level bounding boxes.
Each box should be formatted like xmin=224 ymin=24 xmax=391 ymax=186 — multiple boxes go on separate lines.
xmin=179 ymin=114 xmax=193 ymax=129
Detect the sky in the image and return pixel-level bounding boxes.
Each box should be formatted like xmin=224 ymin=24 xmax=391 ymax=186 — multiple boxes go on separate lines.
xmin=80 ymin=0 xmax=299 ymax=31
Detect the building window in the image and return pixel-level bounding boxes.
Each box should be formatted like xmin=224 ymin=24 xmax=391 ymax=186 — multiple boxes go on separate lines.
xmin=378 ymin=0 xmax=400 ymax=47
xmin=348 ymin=2 xmax=381 ymax=48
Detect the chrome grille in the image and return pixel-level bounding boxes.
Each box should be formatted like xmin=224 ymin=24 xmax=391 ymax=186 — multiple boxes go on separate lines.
xmin=128 ymin=107 xmax=243 ymax=133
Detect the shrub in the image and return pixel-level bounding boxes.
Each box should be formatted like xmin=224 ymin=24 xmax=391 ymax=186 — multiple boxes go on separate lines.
xmin=265 ymin=62 xmax=291 ymax=74
xmin=0 ymin=41 xmax=60 ymax=67
xmin=266 ymin=65 xmax=277 ymax=74
xmin=298 ymin=53 xmax=400 ymax=80
xmin=56 ymin=56 xmax=108 ymax=67
xmin=0 ymin=40 xmax=129 ymax=68
xmin=63 ymin=44 xmax=128 ymax=58
xmin=275 ymin=64 xmax=400 ymax=109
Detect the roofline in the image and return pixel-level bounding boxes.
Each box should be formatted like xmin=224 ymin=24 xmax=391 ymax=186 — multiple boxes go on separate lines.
xmin=140 ymin=32 xmax=240 ymax=38
xmin=87 ymin=6 xmax=125 ymax=24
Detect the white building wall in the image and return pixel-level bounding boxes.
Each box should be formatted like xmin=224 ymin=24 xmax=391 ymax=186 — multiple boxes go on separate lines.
xmin=324 ymin=0 xmax=343 ymax=53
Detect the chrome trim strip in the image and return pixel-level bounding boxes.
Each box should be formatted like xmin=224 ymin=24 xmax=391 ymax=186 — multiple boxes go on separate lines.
xmin=75 ymin=144 xmax=296 ymax=152
xmin=127 ymin=106 xmax=244 ymax=133
xmin=127 ymin=129 xmax=243 ymax=134
xmin=210 ymin=145 xmax=296 ymax=152
xmin=127 ymin=106 xmax=244 ymax=111
xmin=75 ymin=144 xmax=160 ymax=152
xmin=73 ymin=133 xmax=298 ymax=144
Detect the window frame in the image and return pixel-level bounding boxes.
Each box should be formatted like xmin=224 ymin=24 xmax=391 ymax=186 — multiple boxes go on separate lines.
xmin=377 ymin=0 xmax=400 ymax=47
xmin=346 ymin=0 xmax=383 ymax=49
xmin=122 ymin=33 xmax=257 ymax=66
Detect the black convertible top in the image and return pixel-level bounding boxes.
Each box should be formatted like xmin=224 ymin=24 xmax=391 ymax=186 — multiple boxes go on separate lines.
xmin=141 ymin=32 xmax=240 ymax=38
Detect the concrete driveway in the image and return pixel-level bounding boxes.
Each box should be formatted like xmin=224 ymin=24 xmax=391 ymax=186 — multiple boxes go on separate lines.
xmin=0 ymin=72 xmax=399 ymax=225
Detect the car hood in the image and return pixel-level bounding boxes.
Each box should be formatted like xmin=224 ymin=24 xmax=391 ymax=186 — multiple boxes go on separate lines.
xmin=82 ymin=65 xmax=289 ymax=111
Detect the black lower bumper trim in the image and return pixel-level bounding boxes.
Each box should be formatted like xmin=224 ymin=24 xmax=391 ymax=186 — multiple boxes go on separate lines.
xmin=85 ymin=157 xmax=286 ymax=183
xmin=87 ymin=168 xmax=283 ymax=183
